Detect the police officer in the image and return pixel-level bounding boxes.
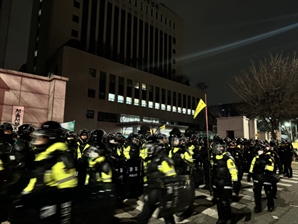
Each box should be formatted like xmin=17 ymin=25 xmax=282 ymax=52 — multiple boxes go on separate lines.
xmin=265 ymin=141 xmax=282 ymax=198
xmin=76 ymin=129 xmax=90 ymax=160
xmin=210 ymin=140 xmax=239 ymax=224
xmin=284 ymin=140 xmax=294 ymax=178
xmin=64 ymin=131 xmax=78 ymax=158
xmin=249 ymin=144 xmax=275 ymax=213
xmin=136 ymin=138 xmax=176 ymax=224
xmin=123 ymin=132 xmax=142 ymax=160
xmin=243 ymin=140 xmax=256 ymax=182
xmin=22 ymin=121 xmax=77 ymax=194
xmin=227 ymin=141 xmax=244 ymax=186
xmin=12 ymin=124 xmax=36 ymax=170
xmin=199 ymin=137 xmax=211 ymax=190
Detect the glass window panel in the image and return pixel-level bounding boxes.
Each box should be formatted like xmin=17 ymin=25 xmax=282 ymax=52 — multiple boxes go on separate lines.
xmin=141 ymin=100 xmax=147 ymax=107
xmin=161 ymin=104 xmax=166 ymax=110
xmin=167 ymin=105 xmax=171 ymax=111
xmin=126 ymin=97 xmax=132 ymax=104
xmin=134 ymin=98 xmax=139 ymax=106
xmin=108 ymin=93 xmax=115 ymax=101
xmin=148 ymin=101 xmax=153 ymax=108
xmin=155 ymin=102 xmax=160 ymax=109
xmin=172 ymin=106 xmax=176 ymax=112
xmin=118 ymin=95 xmax=124 ymax=103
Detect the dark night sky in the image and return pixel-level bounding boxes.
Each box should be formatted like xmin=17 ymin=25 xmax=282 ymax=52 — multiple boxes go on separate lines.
xmin=157 ymin=0 xmax=298 ymax=105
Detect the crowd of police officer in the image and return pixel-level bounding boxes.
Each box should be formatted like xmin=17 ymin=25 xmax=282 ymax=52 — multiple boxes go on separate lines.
xmin=0 ymin=121 xmax=296 ymax=224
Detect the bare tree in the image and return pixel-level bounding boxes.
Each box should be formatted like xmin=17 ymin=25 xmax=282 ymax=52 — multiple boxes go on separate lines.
xmin=196 ymin=82 xmax=208 ymax=91
xmin=172 ymin=74 xmax=191 ymax=86
xmin=229 ymin=53 xmax=298 ymax=139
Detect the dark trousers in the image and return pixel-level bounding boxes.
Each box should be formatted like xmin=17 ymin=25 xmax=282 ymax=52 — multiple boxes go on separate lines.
xmin=203 ymin=161 xmax=210 ymax=186
xmin=253 ymin=179 xmax=274 ymax=209
xmin=212 ymin=178 xmax=233 ymax=222
xmin=284 ymin=159 xmax=293 ymax=177
xmin=137 ymin=189 xmax=175 ymax=224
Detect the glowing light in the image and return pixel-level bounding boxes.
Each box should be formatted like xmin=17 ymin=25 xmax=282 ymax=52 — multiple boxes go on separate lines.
xmin=179 ymin=23 xmax=298 ymax=62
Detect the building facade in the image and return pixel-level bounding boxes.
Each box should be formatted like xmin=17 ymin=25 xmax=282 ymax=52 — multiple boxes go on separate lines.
xmin=0 ymin=68 xmax=68 ymax=129
xmin=27 ymin=0 xmax=183 ymax=80
xmin=48 ymin=46 xmax=203 ymax=133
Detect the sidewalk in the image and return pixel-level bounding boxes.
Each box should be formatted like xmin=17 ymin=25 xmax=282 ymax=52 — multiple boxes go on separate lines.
xmin=292 ymin=161 xmax=298 ymax=169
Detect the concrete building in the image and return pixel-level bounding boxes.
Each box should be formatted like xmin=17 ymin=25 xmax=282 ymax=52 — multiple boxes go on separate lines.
xmin=0 ymin=68 xmax=68 ymax=129
xmin=27 ymin=0 xmax=183 ymax=80
xmin=217 ymin=116 xmax=257 ymax=139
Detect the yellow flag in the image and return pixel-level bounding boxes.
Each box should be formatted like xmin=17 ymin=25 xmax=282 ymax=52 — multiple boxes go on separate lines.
xmin=160 ymin=124 xmax=166 ymax=130
xmin=193 ymin=99 xmax=206 ymax=119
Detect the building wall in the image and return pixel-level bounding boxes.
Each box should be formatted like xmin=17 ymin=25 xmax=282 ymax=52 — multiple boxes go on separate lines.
xmin=0 ymin=0 xmax=12 ymax=68
xmin=27 ymin=0 xmax=183 ymax=79
xmin=52 ymin=46 xmax=203 ymax=133
xmin=217 ymin=116 xmax=257 ymax=139
xmin=0 ymin=68 xmax=68 ymax=129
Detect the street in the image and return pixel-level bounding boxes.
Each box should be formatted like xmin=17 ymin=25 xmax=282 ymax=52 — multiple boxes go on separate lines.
xmin=115 ymin=162 xmax=298 ymax=224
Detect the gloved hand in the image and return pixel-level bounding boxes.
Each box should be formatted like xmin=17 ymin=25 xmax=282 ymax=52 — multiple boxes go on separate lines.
xmin=233 ymin=181 xmax=240 ymax=196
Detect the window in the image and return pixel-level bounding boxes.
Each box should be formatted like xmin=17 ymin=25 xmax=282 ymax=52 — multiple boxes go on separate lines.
xmin=142 ymin=83 xmax=147 ymax=101
xmin=187 ymin=109 xmax=191 ymax=115
xmin=118 ymin=76 xmax=124 ymax=102
xmin=126 ymin=97 xmax=132 ymax=105
xmin=173 ymin=37 xmax=176 ymax=44
xmin=98 ymin=112 xmax=118 ymax=123
xmin=99 ymin=71 xmax=106 ymax=99
xmin=148 ymin=101 xmax=153 ymax=108
xmin=127 ymin=79 xmax=132 ymax=97
xmin=173 ymin=59 xmax=176 ymax=64
xmin=155 ymin=12 xmax=158 ymax=19
xmin=108 ymin=93 xmax=115 ymax=102
xmin=172 ymin=106 xmax=176 ymax=112
xmin=172 ymin=69 xmax=176 ymax=75
xmin=109 ymin=74 xmax=116 ymax=94
xmin=169 ymin=20 xmax=172 ymax=27
xmin=74 ymin=0 xmax=80 ymax=8
xmin=72 ymin=15 xmax=79 ymax=23
xmin=160 ymin=14 xmax=162 ymax=22
xmin=155 ymin=87 xmax=160 ymax=103
xmin=151 ymin=8 xmax=153 ymax=16
xmin=165 ymin=17 xmax=167 ymax=25
xmin=173 ymin=49 xmax=176 ymax=54
xmin=89 ymin=68 xmax=96 ymax=77
xmin=88 ymin=89 xmax=95 ymax=98
xmin=134 ymin=98 xmax=139 ymax=106
xmin=134 ymin=81 xmax=140 ymax=100
xmin=71 ymin=29 xmax=78 ymax=37
xmin=161 ymin=104 xmax=166 ymax=110
xmin=118 ymin=95 xmax=124 ymax=103
xmin=155 ymin=102 xmax=160 ymax=109
xmin=142 ymin=100 xmax=147 ymax=107
xmin=86 ymin=110 xmax=94 ymax=119
xmin=167 ymin=105 xmax=171 ymax=111
xmin=173 ymin=22 xmax=176 ymax=30
xmin=135 ymin=0 xmax=137 ymax=7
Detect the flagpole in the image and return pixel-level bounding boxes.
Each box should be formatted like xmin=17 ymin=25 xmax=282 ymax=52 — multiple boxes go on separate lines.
xmin=204 ymin=93 xmax=212 ymax=196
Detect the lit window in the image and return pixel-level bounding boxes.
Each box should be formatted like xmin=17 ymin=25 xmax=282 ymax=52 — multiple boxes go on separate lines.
xmin=34 ymin=50 xmax=38 ymax=57
xmin=118 ymin=95 xmax=124 ymax=103
xmin=192 ymin=110 xmax=194 ymax=115
xmin=126 ymin=97 xmax=132 ymax=105
xmin=148 ymin=101 xmax=153 ymax=108
xmin=141 ymin=100 xmax=147 ymax=107
xmin=178 ymin=107 xmax=182 ymax=113
xmin=182 ymin=108 xmax=187 ymax=114
xmin=142 ymin=83 xmax=146 ymax=90
xmin=134 ymin=98 xmax=139 ymax=106
xmin=38 ymin=9 xmax=42 ymax=16
xmin=172 ymin=106 xmax=177 ymax=112
xmin=167 ymin=105 xmax=171 ymax=111
xmin=161 ymin=104 xmax=166 ymax=110
xmin=108 ymin=93 xmax=115 ymax=101
xmin=155 ymin=103 xmax=160 ymax=109
xmin=187 ymin=109 xmax=191 ymax=115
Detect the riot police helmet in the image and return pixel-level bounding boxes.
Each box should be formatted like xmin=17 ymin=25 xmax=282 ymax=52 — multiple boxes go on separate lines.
xmin=65 ymin=131 xmax=77 ymax=141
xmin=170 ymin=135 xmax=181 ymax=147
xmin=212 ymin=142 xmax=226 ymax=155
xmin=89 ymin=129 xmax=107 ymax=146
xmin=128 ymin=132 xmax=140 ymax=146
xmin=17 ymin=124 xmax=35 ymax=141
xmin=30 ymin=121 xmax=63 ymax=152
xmin=1 ymin=122 xmax=13 ymax=135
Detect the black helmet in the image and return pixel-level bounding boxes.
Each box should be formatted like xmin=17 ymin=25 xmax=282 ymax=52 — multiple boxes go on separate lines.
xmin=128 ymin=132 xmax=140 ymax=146
xmin=78 ymin=129 xmax=89 ymax=137
xmin=17 ymin=124 xmax=35 ymax=140
xmin=170 ymin=135 xmax=180 ymax=147
xmin=169 ymin=127 xmax=181 ymax=138
xmin=138 ymin=125 xmax=151 ymax=135
xmin=89 ymin=129 xmax=107 ymax=146
xmin=212 ymin=142 xmax=226 ymax=155
xmin=30 ymin=121 xmax=63 ymax=152
xmin=144 ymin=136 xmax=163 ymax=157
xmin=1 ymin=122 xmax=13 ymax=131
